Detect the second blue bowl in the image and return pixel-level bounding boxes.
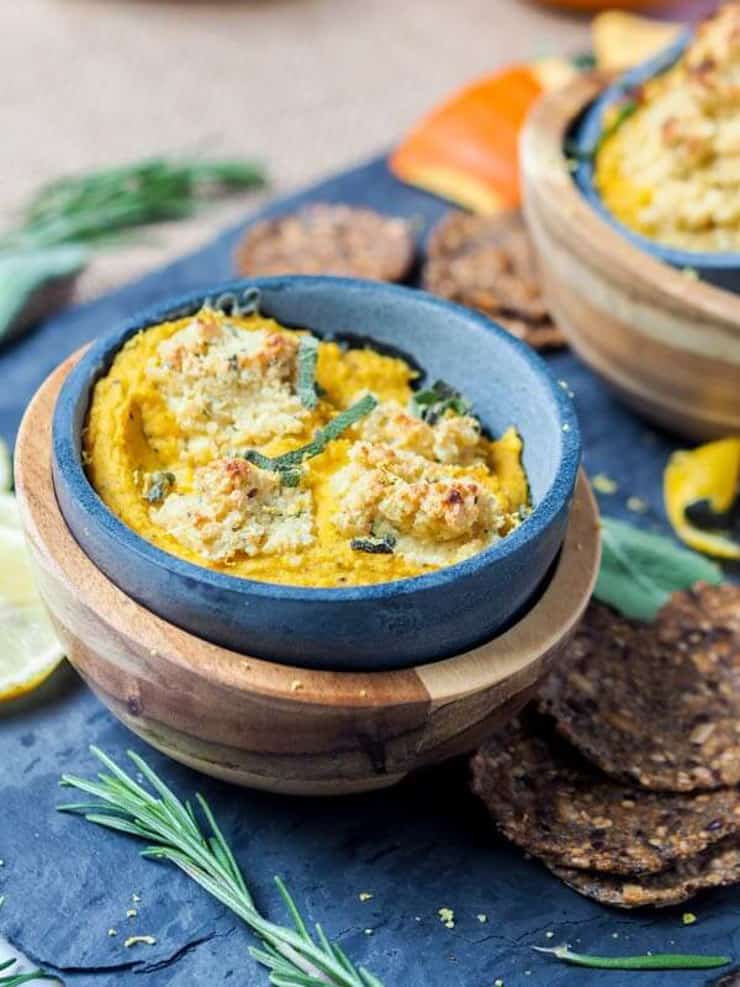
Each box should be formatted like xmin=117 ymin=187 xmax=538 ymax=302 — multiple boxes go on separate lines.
xmin=573 ymin=33 xmax=740 ymax=295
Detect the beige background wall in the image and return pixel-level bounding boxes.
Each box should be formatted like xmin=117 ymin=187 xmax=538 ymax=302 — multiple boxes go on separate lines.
xmin=2 ymin=0 xmax=588 ymax=299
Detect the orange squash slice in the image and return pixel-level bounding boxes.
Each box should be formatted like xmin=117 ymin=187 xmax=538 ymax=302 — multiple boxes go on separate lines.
xmin=389 ymin=62 xmax=574 ymax=214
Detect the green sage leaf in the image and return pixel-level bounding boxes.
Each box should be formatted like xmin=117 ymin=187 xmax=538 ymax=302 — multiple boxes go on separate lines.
xmin=0 ymin=244 xmax=87 ymax=344
xmin=595 ymin=517 xmax=723 ymax=622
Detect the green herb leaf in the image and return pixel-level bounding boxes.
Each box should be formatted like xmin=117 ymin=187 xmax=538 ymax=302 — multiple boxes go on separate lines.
xmin=0 ymin=957 xmax=57 ymax=985
xmin=244 ymin=394 xmax=377 ymax=479
xmin=297 ymin=336 xmax=320 ymax=409
xmin=0 ymin=245 xmax=87 ymax=345
xmin=144 ymin=471 xmax=176 ymax=504
xmin=350 ymin=535 xmax=396 ymax=555
xmin=533 ymin=944 xmax=730 ymax=971
xmin=409 ymin=380 xmax=472 ymax=426
xmin=59 ymin=747 xmax=384 ymax=987
xmin=595 ymin=517 xmax=723 ymax=621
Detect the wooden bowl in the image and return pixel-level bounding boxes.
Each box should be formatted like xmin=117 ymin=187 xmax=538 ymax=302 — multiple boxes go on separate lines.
xmin=521 ymin=75 xmax=740 ymax=440
xmin=15 ymin=356 xmax=600 ymax=796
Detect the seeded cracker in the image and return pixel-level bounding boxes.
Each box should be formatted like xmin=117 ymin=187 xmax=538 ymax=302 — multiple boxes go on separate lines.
xmin=539 ymin=585 xmax=740 ymax=792
xmin=423 ymin=210 xmax=565 ymax=350
xmin=546 ymin=838 xmax=740 ymax=908
xmin=470 ymin=716 xmax=740 ymax=875
xmin=234 ymin=204 xmax=415 ymax=282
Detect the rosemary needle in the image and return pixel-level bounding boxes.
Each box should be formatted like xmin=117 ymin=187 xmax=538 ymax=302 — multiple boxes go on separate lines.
xmin=533 ymin=944 xmax=731 ymax=971
xmin=59 ymin=746 xmax=384 ymax=987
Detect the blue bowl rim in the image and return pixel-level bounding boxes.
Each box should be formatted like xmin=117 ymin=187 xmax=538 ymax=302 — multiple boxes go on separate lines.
xmin=53 ymin=275 xmax=581 ymax=604
xmin=573 ymin=30 xmax=740 ymax=273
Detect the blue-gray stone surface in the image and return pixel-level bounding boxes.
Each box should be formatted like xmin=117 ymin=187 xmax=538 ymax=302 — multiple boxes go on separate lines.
xmin=1 ymin=157 xmax=738 ymax=986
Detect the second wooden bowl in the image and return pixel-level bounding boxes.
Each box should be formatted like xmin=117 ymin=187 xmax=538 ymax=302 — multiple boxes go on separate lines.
xmin=521 ymin=76 xmax=740 ymax=440
xmin=15 ymin=356 xmax=600 ymax=796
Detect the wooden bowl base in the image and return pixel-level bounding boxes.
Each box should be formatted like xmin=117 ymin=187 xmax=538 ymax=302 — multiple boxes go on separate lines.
xmin=16 ymin=355 xmax=601 ymax=795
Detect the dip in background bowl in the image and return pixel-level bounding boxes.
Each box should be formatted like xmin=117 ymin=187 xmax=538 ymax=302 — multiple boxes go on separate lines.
xmin=52 ymin=277 xmax=580 ymax=671
xmin=573 ymin=29 xmax=740 ymax=294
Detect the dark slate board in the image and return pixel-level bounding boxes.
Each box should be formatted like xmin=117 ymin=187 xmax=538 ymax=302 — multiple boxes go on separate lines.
xmin=1 ymin=157 xmax=738 ymax=986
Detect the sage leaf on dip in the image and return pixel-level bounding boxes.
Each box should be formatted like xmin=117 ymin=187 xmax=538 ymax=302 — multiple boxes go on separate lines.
xmin=595 ymin=517 xmax=723 ymax=621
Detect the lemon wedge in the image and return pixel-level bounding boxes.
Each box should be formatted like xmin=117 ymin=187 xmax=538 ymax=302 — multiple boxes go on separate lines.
xmin=0 ymin=495 xmax=64 ymax=702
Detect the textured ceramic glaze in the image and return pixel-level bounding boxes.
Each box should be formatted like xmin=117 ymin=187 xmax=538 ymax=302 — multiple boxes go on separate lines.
xmin=52 ymin=277 xmax=580 ymax=670
xmin=574 ymin=34 xmax=740 ymax=294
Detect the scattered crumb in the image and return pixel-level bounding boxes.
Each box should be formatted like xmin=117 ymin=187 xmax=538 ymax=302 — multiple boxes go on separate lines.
xmin=126 ymin=908 xmax=138 ymax=919
xmin=359 ymin=689 xmax=368 ymax=698
xmin=242 ymin=661 xmax=251 ymax=671
xmin=290 ymin=680 xmax=303 ymax=692
xmin=0 ymin=860 xmax=4 ymax=867
xmin=438 ymin=907 xmax=455 ymax=929
xmin=494 ymin=979 xmax=504 ymax=987
xmin=132 ymin=894 xmax=141 ymax=903
xmin=545 ymin=931 xmax=554 ymax=939
xmin=626 ymin=496 xmax=648 ymax=513
xmin=108 ymin=928 xmax=117 ymax=937
xmin=476 ymin=914 xmax=487 ymax=924
xmin=364 ymin=928 xmax=373 ymax=936
xmin=562 ymin=423 xmax=571 ymax=432
xmin=415 ymin=916 xmax=421 ymax=922
xmin=0 ymin=896 xmax=5 ymax=909
xmin=612 ymin=932 xmax=619 ymax=939
xmin=359 ymin=892 xmax=373 ymax=902
xmin=124 ymin=935 xmax=156 ymax=948
xmin=525 ymin=971 xmax=532 ymax=976
xmin=592 ymin=473 xmax=618 ymax=495
xmin=682 ymin=912 xmax=697 ymax=925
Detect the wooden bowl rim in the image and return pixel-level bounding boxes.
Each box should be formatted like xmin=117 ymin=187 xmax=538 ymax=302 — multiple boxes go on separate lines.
xmin=16 ymin=354 xmax=601 ymax=710
xmin=521 ymin=74 xmax=740 ymax=329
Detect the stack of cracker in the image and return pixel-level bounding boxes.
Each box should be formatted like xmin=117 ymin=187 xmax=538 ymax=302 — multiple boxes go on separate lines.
xmin=472 ymin=583 xmax=740 ymax=907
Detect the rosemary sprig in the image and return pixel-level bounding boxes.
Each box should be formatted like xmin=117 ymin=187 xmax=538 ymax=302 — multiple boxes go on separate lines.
xmin=533 ymin=944 xmax=731 ymax=971
xmin=1 ymin=157 xmax=266 ymax=251
xmin=59 ymin=746 xmax=384 ymax=987
xmin=0 ymin=958 xmax=56 ymax=985
xmin=244 ymin=393 xmax=377 ymax=481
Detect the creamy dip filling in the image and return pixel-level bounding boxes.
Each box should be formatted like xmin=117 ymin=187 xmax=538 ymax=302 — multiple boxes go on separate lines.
xmin=85 ymin=307 xmax=529 ymax=587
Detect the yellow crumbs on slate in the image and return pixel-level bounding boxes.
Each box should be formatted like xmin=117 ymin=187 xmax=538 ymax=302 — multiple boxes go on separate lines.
xmin=438 ymin=907 xmax=455 ymax=929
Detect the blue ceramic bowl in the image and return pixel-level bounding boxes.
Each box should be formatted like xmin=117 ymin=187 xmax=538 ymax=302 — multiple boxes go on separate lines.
xmin=52 ymin=277 xmax=580 ymax=671
xmin=573 ymin=33 xmax=740 ymax=295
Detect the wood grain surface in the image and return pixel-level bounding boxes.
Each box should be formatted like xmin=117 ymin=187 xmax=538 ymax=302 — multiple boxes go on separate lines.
xmin=521 ymin=75 xmax=740 ymax=440
xmin=15 ymin=354 xmax=600 ymax=795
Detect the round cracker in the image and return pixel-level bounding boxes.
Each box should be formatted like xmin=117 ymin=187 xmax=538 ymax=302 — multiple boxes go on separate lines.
xmin=422 ymin=210 xmax=565 ymax=350
xmin=539 ymin=584 xmax=740 ymax=792
xmin=546 ymin=838 xmax=740 ymax=908
xmin=234 ymin=204 xmax=415 ymax=282
xmin=470 ymin=716 xmax=740 ymax=875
